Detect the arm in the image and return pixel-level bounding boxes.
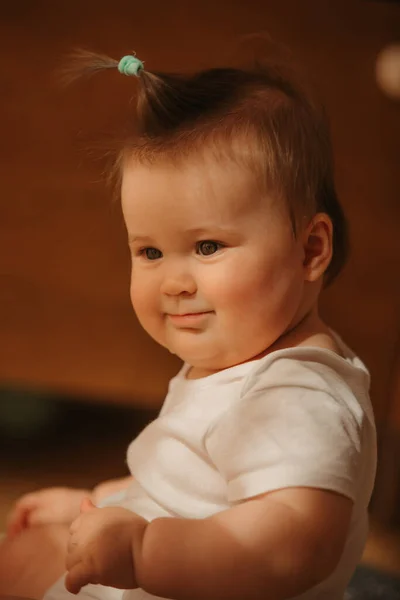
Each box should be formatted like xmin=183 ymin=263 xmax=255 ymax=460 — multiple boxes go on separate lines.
xmin=134 ymin=487 xmax=352 ymax=600
xmin=6 ymin=476 xmax=134 ymax=537
xmin=6 ymin=488 xmax=91 ymax=537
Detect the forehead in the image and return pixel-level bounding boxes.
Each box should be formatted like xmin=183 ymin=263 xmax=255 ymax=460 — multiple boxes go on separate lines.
xmin=121 ymin=155 xmax=270 ymax=226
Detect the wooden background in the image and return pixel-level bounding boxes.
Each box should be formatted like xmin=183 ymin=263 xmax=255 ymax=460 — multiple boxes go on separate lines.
xmin=0 ymin=0 xmax=399 ymax=433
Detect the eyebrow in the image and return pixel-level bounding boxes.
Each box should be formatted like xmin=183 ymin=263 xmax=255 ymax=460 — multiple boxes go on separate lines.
xmin=129 ymin=226 xmax=237 ymax=243
xmin=185 ymin=226 xmax=236 ymax=236
xmin=128 ymin=235 xmax=154 ymax=244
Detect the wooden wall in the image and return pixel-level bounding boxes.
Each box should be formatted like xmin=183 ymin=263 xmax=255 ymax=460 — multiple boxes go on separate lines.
xmin=0 ymin=0 xmax=399 ymax=430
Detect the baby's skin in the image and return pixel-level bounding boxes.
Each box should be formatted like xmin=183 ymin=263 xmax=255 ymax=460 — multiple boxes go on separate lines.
xmin=0 ymin=476 xmax=133 ymax=598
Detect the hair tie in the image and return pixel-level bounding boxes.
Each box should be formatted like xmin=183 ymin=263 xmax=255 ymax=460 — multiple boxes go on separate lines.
xmin=118 ymin=55 xmax=144 ymax=77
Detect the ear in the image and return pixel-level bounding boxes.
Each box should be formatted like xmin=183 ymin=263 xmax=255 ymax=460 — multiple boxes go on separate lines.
xmin=302 ymin=213 xmax=333 ymax=282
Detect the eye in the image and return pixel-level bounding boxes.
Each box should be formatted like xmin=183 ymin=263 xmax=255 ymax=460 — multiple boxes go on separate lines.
xmin=140 ymin=247 xmax=163 ymax=260
xmin=196 ymin=240 xmax=222 ymax=256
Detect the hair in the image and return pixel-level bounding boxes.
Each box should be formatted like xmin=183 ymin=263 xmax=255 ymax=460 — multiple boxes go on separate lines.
xmin=65 ymin=49 xmax=349 ymax=286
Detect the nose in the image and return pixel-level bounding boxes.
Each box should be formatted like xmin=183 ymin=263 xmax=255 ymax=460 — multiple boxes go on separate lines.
xmin=160 ymin=259 xmax=197 ymax=297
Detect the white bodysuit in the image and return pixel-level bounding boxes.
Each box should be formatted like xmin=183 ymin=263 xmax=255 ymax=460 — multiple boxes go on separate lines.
xmin=44 ymin=336 xmax=377 ymax=600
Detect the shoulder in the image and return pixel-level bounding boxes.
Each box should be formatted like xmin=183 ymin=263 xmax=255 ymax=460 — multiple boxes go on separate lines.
xmin=297 ymin=330 xmax=344 ymax=354
xmin=205 ymin=348 xmax=368 ymax=503
xmin=242 ymin=341 xmax=368 ymax=409
xmin=206 ymin=344 xmax=370 ymax=457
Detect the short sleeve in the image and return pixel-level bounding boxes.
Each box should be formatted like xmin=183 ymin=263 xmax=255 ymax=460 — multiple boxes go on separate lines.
xmin=205 ymin=358 xmax=363 ymax=503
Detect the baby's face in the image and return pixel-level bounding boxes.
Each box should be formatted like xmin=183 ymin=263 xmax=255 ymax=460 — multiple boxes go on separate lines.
xmin=121 ymin=157 xmax=307 ymax=375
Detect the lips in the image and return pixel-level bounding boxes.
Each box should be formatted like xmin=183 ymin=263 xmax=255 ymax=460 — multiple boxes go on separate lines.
xmin=170 ymin=312 xmax=208 ymax=317
xmin=167 ymin=311 xmax=211 ymax=326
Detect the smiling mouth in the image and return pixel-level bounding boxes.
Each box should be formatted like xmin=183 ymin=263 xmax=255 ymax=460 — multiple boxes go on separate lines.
xmin=170 ymin=312 xmax=210 ymax=316
xmin=167 ymin=312 xmax=212 ymax=325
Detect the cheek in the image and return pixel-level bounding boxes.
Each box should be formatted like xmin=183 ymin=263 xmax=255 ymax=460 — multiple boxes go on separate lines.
xmin=130 ymin=285 xmax=141 ymax=313
xmin=201 ymin=264 xmax=262 ymax=309
xmin=206 ymin=251 xmax=302 ymax=315
xmin=130 ymin=277 xmax=164 ymax=344
xmin=129 ymin=272 xmax=156 ymax=317
xmin=264 ymin=255 xmax=305 ymax=320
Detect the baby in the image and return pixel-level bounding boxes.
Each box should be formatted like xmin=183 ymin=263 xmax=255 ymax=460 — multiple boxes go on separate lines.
xmin=1 ymin=51 xmax=377 ymax=600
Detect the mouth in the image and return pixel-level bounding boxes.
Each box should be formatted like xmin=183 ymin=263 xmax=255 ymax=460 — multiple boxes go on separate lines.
xmin=167 ymin=312 xmax=212 ymax=326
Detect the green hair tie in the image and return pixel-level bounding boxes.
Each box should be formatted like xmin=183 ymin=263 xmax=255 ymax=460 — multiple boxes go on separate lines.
xmin=118 ymin=55 xmax=144 ymax=76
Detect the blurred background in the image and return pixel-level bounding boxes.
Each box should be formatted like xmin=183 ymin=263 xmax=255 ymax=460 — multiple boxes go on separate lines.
xmin=1 ymin=0 xmax=400 ymax=584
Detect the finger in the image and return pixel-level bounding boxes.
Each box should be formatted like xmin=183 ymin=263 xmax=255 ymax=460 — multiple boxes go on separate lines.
xmin=13 ymin=494 xmax=38 ymax=511
xmin=14 ymin=493 xmax=35 ymax=505
xmin=66 ymin=537 xmax=80 ymax=567
xmin=80 ymin=496 xmax=96 ymax=513
xmin=65 ymin=562 xmax=97 ymax=594
xmin=26 ymin=507 xmax=53 ymax=527
xmin=69 ymin=515 xmax=82 ymax=535
xmin=6 ymin=512 xmax=20 ymax=536
xmin=6 ymin=520 xmax=23 ymax=538
xmin=6 ymin=494 xmax=38 ymax=529
xmin=6 ymin=507 xmax=31 ymax=537
xmin=6 ymin=522 xmax=24 ymax=538
xmin=6 ymin=499 xmax=32 ymax=526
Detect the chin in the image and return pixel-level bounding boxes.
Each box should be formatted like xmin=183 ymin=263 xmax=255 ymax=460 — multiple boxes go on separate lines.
xmin=172 ymin=348 xmax=220 ymax=368
xmin=186 ymin=353 xmax=237 ymax=372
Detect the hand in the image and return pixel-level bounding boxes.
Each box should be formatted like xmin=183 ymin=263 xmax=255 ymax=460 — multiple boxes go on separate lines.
xmin=65 ymin=497 xmax=147 ymax=594
xmin=6 ymin=487 xmax=91 ymax=538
